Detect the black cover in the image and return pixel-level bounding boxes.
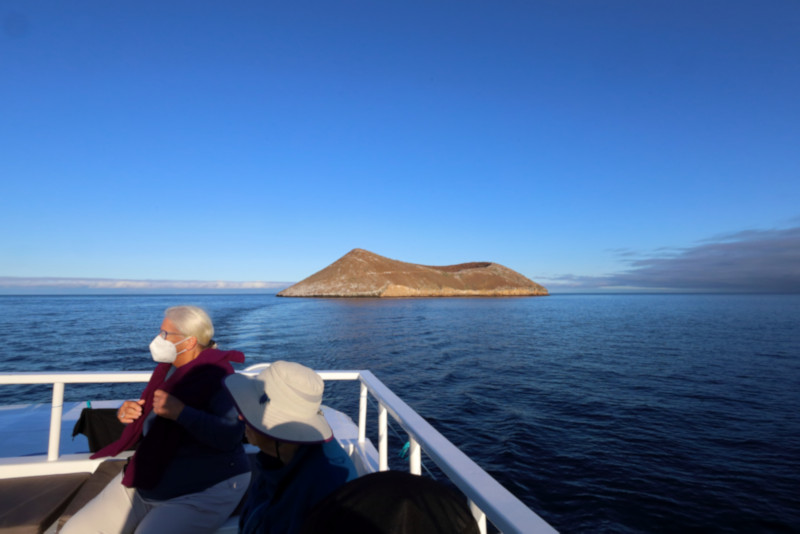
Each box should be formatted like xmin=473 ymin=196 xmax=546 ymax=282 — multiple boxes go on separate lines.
xmin=299 ymin=471 xmax=480 ymax=534
xmin=71 ymin=408 xmax=130 ymax=453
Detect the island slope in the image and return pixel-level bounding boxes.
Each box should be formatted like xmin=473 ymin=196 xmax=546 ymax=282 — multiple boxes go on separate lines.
xmin=277 ymin=249 xmax=548 ymax=298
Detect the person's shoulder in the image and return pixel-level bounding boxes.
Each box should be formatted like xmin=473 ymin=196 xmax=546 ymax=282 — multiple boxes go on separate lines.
xmin=296 ymin=443 xmax=357 ymax=495
xmin=319 ymin=441 xmax=357 ymax=477
xmin=303 ymin=441 xmax=350 ymax=467
xmin=321 ymin=439 xmax=349 ymax=457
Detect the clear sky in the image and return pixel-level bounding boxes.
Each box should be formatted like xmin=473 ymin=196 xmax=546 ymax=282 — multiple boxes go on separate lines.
xmin=1 ymin=1 xmax=799 ymax=293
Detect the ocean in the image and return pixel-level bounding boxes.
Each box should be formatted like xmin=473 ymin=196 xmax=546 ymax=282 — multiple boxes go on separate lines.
xmin=1 ymin=293 xmax=798 ymax=533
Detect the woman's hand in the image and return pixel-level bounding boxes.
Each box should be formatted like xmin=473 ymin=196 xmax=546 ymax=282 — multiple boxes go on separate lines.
xmin=118 ymin=399 xmax=145 ymax=424
xmin=152 ymin=389 xmax=185 ymax=420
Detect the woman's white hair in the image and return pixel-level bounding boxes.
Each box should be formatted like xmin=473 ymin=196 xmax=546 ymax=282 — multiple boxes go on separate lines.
xmin=165 ymin=306 xmax=217 ymax=349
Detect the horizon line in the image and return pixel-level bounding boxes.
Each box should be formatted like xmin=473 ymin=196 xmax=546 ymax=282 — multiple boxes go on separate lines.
xmin=0 ymin=276 xmax=293 ymax=291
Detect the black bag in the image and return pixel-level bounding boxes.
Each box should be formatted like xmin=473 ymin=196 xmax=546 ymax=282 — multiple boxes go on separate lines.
xmin=71 ymin=408 xmax=131 ymax=452
xmin=299 ymin=470 xmax=480 ymax=534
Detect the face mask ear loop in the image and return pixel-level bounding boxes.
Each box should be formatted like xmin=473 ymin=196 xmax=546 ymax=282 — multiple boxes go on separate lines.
xmin=174 ymin=336 xmax=193 ymax=357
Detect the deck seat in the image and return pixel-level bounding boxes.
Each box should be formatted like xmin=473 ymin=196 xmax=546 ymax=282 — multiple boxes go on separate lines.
xmin=53 ymin=456 xmax=249 ymax=533
xmin=0 ymin=472 xmax=90 ymax=534
xmin=52 ymin=459 xmax=127 ymax=532
xmin=46 ymin=452 xmax=264 ymax=533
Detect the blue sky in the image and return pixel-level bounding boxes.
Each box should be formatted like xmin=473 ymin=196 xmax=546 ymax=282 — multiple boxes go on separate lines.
xmin=1 ymin=1 xmax=798 ymax=293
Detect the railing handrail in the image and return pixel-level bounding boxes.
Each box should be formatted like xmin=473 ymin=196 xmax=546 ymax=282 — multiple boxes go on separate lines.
xmin=0 ymin=370 xmax=363 ymax=384
xmin=355 ymin=370 xmax=557 ymax=534
xmin=0 ymin=370 xmax=557 ymax=534
xmin=0 ymin=371 xmax=153 ymax=384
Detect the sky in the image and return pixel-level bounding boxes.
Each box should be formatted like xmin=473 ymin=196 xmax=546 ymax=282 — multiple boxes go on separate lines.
xmin=1 ymin=1 xmax=799 ymax=293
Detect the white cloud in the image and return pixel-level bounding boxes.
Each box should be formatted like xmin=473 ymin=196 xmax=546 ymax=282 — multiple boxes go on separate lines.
xmin=0 ymin=277 xmax=291 ymax=293
xmin=541 ymin=226 xmax=800 ymax=293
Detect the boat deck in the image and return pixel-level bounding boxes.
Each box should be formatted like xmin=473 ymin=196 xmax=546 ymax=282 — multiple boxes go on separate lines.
xmin=0 ymin=369 xmax=557 ymax=534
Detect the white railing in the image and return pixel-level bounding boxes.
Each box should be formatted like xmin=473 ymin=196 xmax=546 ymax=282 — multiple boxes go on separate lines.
xmin=0 ymin=370 xmax=557 ymax=534
xmin=0 ymin=372 xmax=151 ymax=461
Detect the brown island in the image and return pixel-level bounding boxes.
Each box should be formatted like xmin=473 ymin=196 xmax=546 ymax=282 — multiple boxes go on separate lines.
xmin=277 ymin=248 xmax=548 ymax=298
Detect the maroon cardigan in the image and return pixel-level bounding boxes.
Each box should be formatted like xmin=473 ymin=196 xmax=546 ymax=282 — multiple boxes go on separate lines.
xmin=93 ymin=348 xmax=245 ymax=489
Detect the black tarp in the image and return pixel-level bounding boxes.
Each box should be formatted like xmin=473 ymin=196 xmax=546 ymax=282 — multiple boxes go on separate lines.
xmin=299 ymin=470 xmax=480 ymax=534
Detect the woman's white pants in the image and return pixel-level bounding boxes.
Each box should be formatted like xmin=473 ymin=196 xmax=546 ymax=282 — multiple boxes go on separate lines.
xmin=60 ymin=470 xmax=251 ymax=534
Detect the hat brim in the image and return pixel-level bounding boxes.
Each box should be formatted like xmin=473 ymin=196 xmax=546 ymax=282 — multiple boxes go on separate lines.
xmin=224 ymin=372 xmax=332 ymax=444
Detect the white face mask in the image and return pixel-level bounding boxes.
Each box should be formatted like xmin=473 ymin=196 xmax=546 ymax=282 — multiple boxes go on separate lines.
xmin=149 ymin=335 xmax=190 ymax=363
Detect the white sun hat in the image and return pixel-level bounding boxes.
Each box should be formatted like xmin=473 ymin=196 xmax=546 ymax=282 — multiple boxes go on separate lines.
xmin=224 ymin=360 xmax=332 ymax=444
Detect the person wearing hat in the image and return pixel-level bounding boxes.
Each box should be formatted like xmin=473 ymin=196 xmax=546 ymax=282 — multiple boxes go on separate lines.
xmin=224 ymin=360 xmax=358 ymax=534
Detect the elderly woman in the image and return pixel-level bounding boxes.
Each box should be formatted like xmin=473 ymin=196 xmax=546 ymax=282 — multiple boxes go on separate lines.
xmin=224 ymin=360 xmax=358 ymax=534
xmin=61 ymin=306 xmax=251 ymax=534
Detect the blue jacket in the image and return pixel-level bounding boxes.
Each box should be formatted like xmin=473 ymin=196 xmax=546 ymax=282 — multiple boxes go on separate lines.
xmin=239 ymin=440 xmax=358 ymax=534
xmin=138 ymin=387 xmax=250 ymax=500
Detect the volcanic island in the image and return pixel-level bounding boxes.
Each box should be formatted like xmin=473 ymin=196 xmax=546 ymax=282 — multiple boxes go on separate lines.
xmin=277 ymin=249 xmax=548 ymax=298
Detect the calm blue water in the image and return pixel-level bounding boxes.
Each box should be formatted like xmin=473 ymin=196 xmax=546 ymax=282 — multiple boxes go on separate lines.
xmin=1 ymin=294 xmax=799 ymax=533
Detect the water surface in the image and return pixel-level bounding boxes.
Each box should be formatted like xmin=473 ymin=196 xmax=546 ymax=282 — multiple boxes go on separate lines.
xmin=1 ymin=293 xmax=798 ymax=532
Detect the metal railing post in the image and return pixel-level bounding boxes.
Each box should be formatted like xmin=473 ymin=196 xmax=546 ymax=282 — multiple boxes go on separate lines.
xmin=378 ymin=404 xmax=388 ymax=471
xmin=47 ymin=382 xmax=65 ymax=461
xmin=469 ymin=500 xmax=488 ymax=534
xmin=409 ymin=436 xmax=421 ymax=475
xmin=358 ymin=381 xmax=367 ymax=444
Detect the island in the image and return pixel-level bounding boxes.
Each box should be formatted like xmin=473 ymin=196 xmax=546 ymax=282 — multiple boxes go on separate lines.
xmin=277 ymin=249 xmax=548 ymax=298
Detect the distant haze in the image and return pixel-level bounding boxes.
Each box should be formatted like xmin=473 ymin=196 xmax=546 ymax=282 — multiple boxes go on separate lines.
xmin=3 ymin=225 xmax=799 ymax=295
xmin=540 ymin=226 xmax=800 ymax=293
xmin=0 ymin=277 xmax=290 ymax=294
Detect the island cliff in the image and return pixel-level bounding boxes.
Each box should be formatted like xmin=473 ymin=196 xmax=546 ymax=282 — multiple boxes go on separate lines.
xmin=277 ymin=249 xmax=548 ymax=298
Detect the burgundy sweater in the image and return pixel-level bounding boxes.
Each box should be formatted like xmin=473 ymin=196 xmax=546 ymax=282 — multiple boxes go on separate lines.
xmin=93 ymin=348 xmax=246 ymax=491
